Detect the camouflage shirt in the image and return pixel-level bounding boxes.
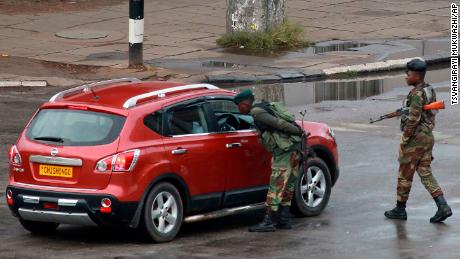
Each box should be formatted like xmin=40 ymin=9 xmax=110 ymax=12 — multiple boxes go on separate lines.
xmin=250 ymin=106 xmax=302 ymax=154
xmin=401 ymin=83 xmax=436 ymax=143
xmin=250 ymin=107 xmax=302 ymax=136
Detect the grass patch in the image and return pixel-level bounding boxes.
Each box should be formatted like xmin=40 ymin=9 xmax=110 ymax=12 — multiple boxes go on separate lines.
xmin=332 ymin=70 xmax=360 ymax=78
xmin=217 ymin=20 xmax=310 ymax=54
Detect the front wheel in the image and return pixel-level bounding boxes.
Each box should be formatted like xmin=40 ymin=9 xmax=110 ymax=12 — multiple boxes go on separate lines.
xmin=140 ymin=182 xmax=183 ymax=243
xmin=292 ymin=157 xmax=332 ymax=217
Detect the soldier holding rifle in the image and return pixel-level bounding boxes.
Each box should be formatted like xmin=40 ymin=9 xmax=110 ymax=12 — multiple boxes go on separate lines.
xmin=383 ymin=59 xmax=452 ymax=223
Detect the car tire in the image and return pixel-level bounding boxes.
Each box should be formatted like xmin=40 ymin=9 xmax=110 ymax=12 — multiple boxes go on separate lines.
xmin=19 ymin=219 xmax=59 ymax=235
xmin=292 ymin=157 xmax=332 ymax=217
xmin=141 ymin=182 xmax=183 ymax=243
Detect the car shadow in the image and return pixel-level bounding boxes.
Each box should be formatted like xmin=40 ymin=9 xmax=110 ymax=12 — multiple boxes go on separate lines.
xmin=178 ymin=210 xmax=264 ymax=238
xmin=20 ymin=210 xmax=266 ymax=244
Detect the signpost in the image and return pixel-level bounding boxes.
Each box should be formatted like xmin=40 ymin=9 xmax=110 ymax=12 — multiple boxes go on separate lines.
xmin=129 ymin=0 xmax=144 ymax=66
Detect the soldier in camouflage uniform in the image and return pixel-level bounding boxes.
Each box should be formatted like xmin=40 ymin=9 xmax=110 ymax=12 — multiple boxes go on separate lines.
xmin=385 ymin=59 xmax=452 ymax=223
xmin=233 ymin=89 xmax=304 ymax=232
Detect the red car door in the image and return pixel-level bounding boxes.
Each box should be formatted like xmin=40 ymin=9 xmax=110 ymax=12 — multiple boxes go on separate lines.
xmin=205 ymin=98 xmax=271 ymax=208
xmin=161 ymin=99 xmax=229 ymax=213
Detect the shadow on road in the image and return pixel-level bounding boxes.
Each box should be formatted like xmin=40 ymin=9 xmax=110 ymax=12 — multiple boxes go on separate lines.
xmin=14 ymin=211 xmax=264 ymax=245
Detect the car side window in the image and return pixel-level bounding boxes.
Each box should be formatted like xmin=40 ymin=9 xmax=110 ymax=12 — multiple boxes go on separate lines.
xmin=144 ymin=111 xmax=163 ymax=134
xmin=208 ymin=99 xmax=254 ymax=132
xmin=165 ymin=104 xmax=209 ymax=136
xmin=209 ymin=100 xmax=240 ymax=114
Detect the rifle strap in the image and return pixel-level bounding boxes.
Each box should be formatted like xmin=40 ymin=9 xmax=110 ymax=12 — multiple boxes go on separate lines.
xmin=253 ymin=101 xmax=275 ymax=116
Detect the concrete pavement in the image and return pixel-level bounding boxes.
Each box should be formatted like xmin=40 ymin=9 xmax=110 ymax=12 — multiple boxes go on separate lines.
xmin=0 ymin=0 xmax=453 ymax=83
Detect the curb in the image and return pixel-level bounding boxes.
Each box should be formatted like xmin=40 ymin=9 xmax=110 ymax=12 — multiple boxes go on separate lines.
xmin=205 ymin=52 xmax=452 ymax=85
xmin=0 ymin=80 xmax=47 ymax=87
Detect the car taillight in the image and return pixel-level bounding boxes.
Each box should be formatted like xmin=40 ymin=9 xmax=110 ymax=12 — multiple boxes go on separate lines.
xmin=67 ymin=105 xmax=88 ymax=110
xmin=6 ymin=189 xmax=13 ymax=206
xmin=113 ymin=150 xmax=139 ymax=171
xmin=43 ymin=202 xmax=59 ymax=210
xmin=95 ymin=149 xmax=140 ymax=173
xmin=100 ymin=198 xmax=112 ymax=213
xmin=8 ymin=145 xmax=22 ymax=166
xmin=95 ymin=156 xmax=114 ymax=172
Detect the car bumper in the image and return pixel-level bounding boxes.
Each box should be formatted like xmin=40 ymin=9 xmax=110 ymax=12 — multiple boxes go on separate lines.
xmin=6 ymin=185 xmax=138 ymax=227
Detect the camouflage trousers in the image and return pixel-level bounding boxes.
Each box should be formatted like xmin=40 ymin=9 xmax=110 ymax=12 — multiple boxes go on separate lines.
xmin=266 ymin=150 xmax=300 ymax=211
xmin=397 ymin=132 xmax=443 ymax=202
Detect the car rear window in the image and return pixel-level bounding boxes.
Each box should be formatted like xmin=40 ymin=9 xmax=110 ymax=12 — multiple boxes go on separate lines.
xmin=26 ymin=109 xmax=126 ymax=146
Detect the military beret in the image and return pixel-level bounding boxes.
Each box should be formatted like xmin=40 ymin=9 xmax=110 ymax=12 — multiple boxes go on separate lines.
xmin=233 ymin=89 xmax=254 ymax=104
xmin=406 ymin=58 xmax=427 ymax=72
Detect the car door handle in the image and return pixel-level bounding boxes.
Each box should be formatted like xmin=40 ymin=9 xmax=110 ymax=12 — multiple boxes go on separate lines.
xmin=171 ymin=148 xmax=188 ymax=155
xmin=226 ymin=143 xmax=242 ymax=149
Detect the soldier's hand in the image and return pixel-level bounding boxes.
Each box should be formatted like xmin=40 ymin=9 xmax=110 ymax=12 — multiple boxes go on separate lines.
xmin=400 ymin=135 xmax=409 ymax=149
xmin=290 ymin=152 xmax=300 ymax=168
xmin=400 ymin=135 xmax=410 ymax=144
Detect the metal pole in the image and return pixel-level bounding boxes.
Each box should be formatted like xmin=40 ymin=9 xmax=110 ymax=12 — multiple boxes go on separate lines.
xmin=129 ymin=0 xmax=144 ymax=66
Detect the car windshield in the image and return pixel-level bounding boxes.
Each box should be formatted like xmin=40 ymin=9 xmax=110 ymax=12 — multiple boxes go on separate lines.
xmin=26 ymin=108 xmax=126 ymax=146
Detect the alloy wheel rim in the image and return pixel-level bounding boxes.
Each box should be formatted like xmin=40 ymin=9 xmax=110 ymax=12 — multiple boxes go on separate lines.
xmin=300 ymin=166 xmax=326 ymax=208
xmin=151 ymin=191 xmax=178 ymax=234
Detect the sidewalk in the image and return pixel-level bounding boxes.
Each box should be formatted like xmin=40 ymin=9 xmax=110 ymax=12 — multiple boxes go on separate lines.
xmin=0 ymin=0 xmax=452 ymax=84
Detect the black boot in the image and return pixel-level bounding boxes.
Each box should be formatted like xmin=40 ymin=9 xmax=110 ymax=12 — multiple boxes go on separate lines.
xmin=277 ymin=205 xmax=292 ymax=229
xmin=384 ymin=201 xmax=407 ymax=220
xmin=430 ymin=195 xmax=453 ymax=223
xmin=248 ymin=209 xmax=276 ymax=232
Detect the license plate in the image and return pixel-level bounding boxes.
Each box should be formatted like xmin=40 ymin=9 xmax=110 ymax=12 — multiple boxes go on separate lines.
xmin=39 ymin=165 xmax=73 ymax=178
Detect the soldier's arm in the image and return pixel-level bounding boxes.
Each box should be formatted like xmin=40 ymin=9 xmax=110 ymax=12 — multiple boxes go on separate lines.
xmin=251 ymin=108 xmax=302 ymax=135
xmin=402 ymin=91 xmax=423 ymax=143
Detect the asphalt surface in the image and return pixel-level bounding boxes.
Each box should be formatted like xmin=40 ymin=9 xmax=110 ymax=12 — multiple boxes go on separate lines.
xmin=0 ymin=76 xmax=459 ymax=258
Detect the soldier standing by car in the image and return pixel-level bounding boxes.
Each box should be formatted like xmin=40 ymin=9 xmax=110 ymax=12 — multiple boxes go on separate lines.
xmin=384 ymin=59 xmax=453 ymax=223
xmin=233 ymin=89 xmax=305 ymax=232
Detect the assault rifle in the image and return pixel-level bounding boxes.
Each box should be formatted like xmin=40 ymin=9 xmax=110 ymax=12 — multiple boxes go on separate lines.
xmin=369 ymin=100 xmax=445 ymax=124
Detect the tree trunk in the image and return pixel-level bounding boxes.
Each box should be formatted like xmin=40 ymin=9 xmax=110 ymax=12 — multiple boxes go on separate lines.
xmin=226 ymin=0 xmax=285 ymax=33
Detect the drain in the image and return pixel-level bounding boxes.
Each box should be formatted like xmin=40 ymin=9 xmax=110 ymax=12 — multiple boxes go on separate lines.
xmin=201 ymin=61 xmax=244 ymax=69
xmin=55 ymin=29 xmax=109 ymax=40
xmin=84 ymin=51 xmax=127 ymax=60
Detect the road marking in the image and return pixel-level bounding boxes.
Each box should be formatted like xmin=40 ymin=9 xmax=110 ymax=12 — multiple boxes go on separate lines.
xmin=433 ymin=131 xmax=454 ymax=141
xmin=340 ymin=122 xmax=389 ymax=129
xmin=331 ymin=127 xmax=366 ymax=133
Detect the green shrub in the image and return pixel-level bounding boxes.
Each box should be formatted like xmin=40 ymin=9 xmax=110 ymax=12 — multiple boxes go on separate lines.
xmin=217 ymin=31 xmax=274 ymax=51
xmin=217 ymin=20 xmax=309 ymax=53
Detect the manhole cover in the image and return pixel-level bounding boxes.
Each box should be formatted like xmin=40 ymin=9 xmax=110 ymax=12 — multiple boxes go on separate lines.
xmin=55 ymin=29 xmax=108 ymax=40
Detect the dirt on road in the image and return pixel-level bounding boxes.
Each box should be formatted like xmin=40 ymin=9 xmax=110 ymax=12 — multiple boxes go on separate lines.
xmin=0 ymin=55 xmax=190 ymax=84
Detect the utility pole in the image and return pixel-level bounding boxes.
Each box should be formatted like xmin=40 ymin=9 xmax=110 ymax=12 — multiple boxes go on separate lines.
xmin=129 ymin=0 xmax=144 ymax=66
xmin=226 ymin=0 xmax=285 ymax=33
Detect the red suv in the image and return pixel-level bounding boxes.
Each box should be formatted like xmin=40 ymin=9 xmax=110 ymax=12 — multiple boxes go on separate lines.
xmin=6 ymin=78 xmax=339 ymax=242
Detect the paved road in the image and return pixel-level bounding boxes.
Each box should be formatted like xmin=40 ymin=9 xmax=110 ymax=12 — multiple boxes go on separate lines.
xmin=0 ymin=79 xmax=459 ymax=258
xmin=0 ymin=0 xmax=451 ymax=68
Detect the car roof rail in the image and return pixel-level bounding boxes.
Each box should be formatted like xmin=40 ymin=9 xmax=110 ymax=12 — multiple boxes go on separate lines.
xmin=123 ymin=83 xmax=219 ymax=109
xmin=49 ymin=78 xmax=141 ymax=102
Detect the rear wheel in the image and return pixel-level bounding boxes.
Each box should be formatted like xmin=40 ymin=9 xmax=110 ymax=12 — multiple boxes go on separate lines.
xmin=19 ymin=219 xmax=59 ymax=235
xmin=292 ymin=157 xmax=332 ymax=217
xmin=141 ymin=182 xmax=183 ymax=242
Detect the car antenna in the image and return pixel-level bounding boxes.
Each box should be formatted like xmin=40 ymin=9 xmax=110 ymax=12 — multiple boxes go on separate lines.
xmin=299 ymin=108 xmax=309 ymax=175
xmin=299 ymin=109 xmax=307 ymax=130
